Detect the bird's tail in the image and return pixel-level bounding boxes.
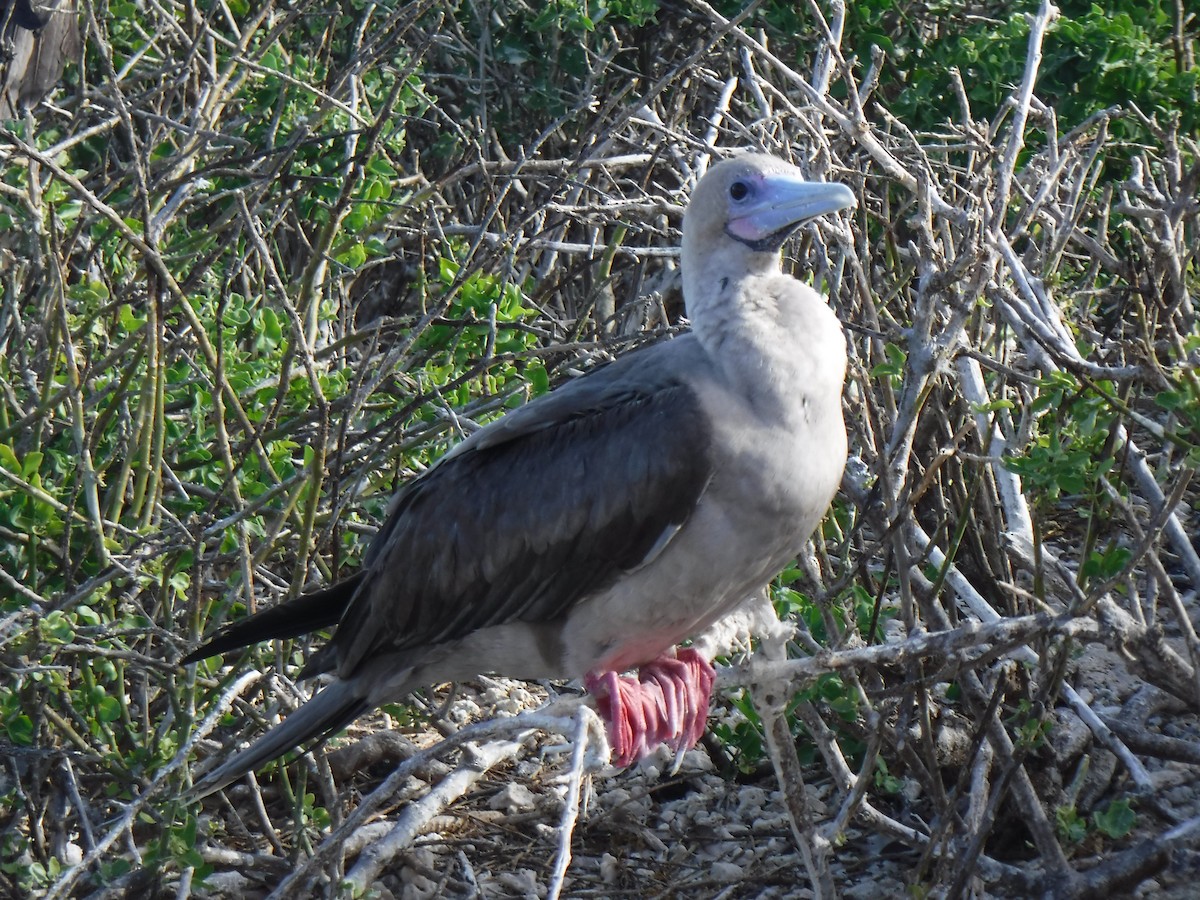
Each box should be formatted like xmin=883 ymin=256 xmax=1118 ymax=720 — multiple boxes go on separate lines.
xmin=183 ymin=679 xmax=368 ymax=802
xmin=181 ymin=572 xmax=365 ymax=665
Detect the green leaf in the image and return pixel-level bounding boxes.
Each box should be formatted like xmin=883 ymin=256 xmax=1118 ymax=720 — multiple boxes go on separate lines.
xmin=1155 ymin=389 xmax=1188 ymax=411
xmin=6 ymin=714 xmax=33 ymax=745
xmin=870 ymin=343 xmax=907 ymax=379
xmin=1081 ymin=544 xmax=1133 ymax=581
xmin=336 ymin=242 xmax=367 ymax=268
xmin=42 ymin=611 xmax=75 ymax=644
xmin=68 ymin=280 xmax=110 ymax=304
xmin=367 ymin=158 xmax=397 ymax=178
xmin=21 ymin=450 xmax=43 ymax=479
xmin=96 ymin=695 xmax=123 ymax=723
xmin=1056 ymin=805 xmax=1088 ymax=844
xmin=118 ymin=303 xmax=147 ymax=331
xmin=874 ymin=757 xmax=904 ymax=794
xmin=527 ymin=364 xmax=550 ymax=396
xmin=971 ymin=398 xmax=1014 ymax=413
xmin=58 ymin=200 xmax=83 ymax=222
xmin=1093 ymin=798 xmax=1136 ymax=838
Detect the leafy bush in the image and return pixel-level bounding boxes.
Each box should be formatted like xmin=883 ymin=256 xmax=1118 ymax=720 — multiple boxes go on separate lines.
xmin=843 ymin=0 xmax=1199 ymax=137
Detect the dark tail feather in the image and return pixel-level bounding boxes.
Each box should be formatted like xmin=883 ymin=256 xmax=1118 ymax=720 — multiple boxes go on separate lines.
xmin=182 ymin=679 xmax=368 ymax=802
xmin=182 ymin=572 xmax=364 ymax=664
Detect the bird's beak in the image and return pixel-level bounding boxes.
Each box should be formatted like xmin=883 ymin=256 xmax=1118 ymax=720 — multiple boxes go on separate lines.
xmin=727 ymin=175 xmax=856 ymax=247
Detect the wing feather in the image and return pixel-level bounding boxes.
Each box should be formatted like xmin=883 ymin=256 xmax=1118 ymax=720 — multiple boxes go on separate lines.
xmin=330 ymin=364 xmax=715 ymax=678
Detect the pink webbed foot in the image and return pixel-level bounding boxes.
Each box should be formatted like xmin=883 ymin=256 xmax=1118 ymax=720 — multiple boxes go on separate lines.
xmin=584 ymin=647 xmax=717 ymax=767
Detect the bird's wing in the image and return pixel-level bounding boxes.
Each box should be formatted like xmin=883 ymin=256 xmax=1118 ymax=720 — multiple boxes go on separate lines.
xmin=328 ymin=338 xmax=718 ymax=678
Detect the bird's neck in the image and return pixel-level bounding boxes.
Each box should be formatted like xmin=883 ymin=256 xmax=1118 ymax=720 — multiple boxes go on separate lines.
xmin=680 ymin=240 xmax=773 ymax=324
xmin=686 ymin=268 xmax=846 ymax=423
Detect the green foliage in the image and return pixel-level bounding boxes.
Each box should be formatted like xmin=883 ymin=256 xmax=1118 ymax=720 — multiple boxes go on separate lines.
xmin=1080 ymin=542 xmax=1133 ymax=585
xmin=434 ymin=0 xmax=663 ymax=141
xmin=300 ymin=793 xmax=333 ymax=832
xmin=1006 ymin=699 xmax=1053 ymax=750
xmin=697 ymin=571 xmax=896 ymax=774
xmin=712 ymin=671 xmax=867 ymax=775
xmin=530 ymin=0 xmax=660 ymax=31
xmin=1056 ymin=804 xmax=1090 ymax=843
xmin=1 ymin=692 xmax=33 ymax=746
xmin=710 ymin=689 xmax=766 ymax=773
xmin=873 ymin=757 xmax=905 ymax=795
xmin=425 ymin=256 xmax=541 ymax=364
xmin=709 ymin=571 xmax=883 ymax=774
xmin=1092 ymin=797 xmax=1136 ymax=839
xmin=142 ymin=816 xmax=214 ymax=884
xmin=1002 ymin=372 xmax=1117 ymax=505
xmin=870 ymin=342 xmax=908 ymax=385
xmin=774 ymin=572 xmax=895 ymax=646
xmin=839 ymin=0 xmax=1198 ymax=139
xmin=1047 ymin=3 xmax=1199 ymax=133
xmin=1154 ymin=372 xmax=1200 ymax=466
xmin=1055 ymin=797 xmax=1136 ymax=844
xmin=803 ymin=673 xmax=863 ymax=725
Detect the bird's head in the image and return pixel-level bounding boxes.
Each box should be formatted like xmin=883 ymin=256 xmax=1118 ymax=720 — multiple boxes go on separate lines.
xmin=684 ymin=152 xmax=855 ymax=257
xmin=680 ymin=153 xmax=856 ymax=323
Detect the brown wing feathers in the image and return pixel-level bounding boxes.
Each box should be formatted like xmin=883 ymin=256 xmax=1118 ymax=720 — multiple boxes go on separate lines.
xmin=327 ymin=379 xmax=714 ymax=677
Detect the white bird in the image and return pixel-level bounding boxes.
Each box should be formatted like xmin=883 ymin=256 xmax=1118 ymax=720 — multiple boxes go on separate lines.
xmin=183 ymin=152 xmax=854 ymax=800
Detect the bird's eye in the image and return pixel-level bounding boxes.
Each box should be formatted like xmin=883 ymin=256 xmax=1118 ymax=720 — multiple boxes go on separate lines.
xmin=729 ymin=181 xmax=750 ymax=201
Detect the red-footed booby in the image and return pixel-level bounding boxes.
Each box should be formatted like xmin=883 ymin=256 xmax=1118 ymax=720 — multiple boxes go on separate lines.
xmin=182 ymin=153 xmax=855 ymax=800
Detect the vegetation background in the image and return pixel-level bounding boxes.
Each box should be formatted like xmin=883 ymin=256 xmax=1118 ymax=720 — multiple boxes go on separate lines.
xmin=1 ymin=0 xmax=1197 ymax=896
